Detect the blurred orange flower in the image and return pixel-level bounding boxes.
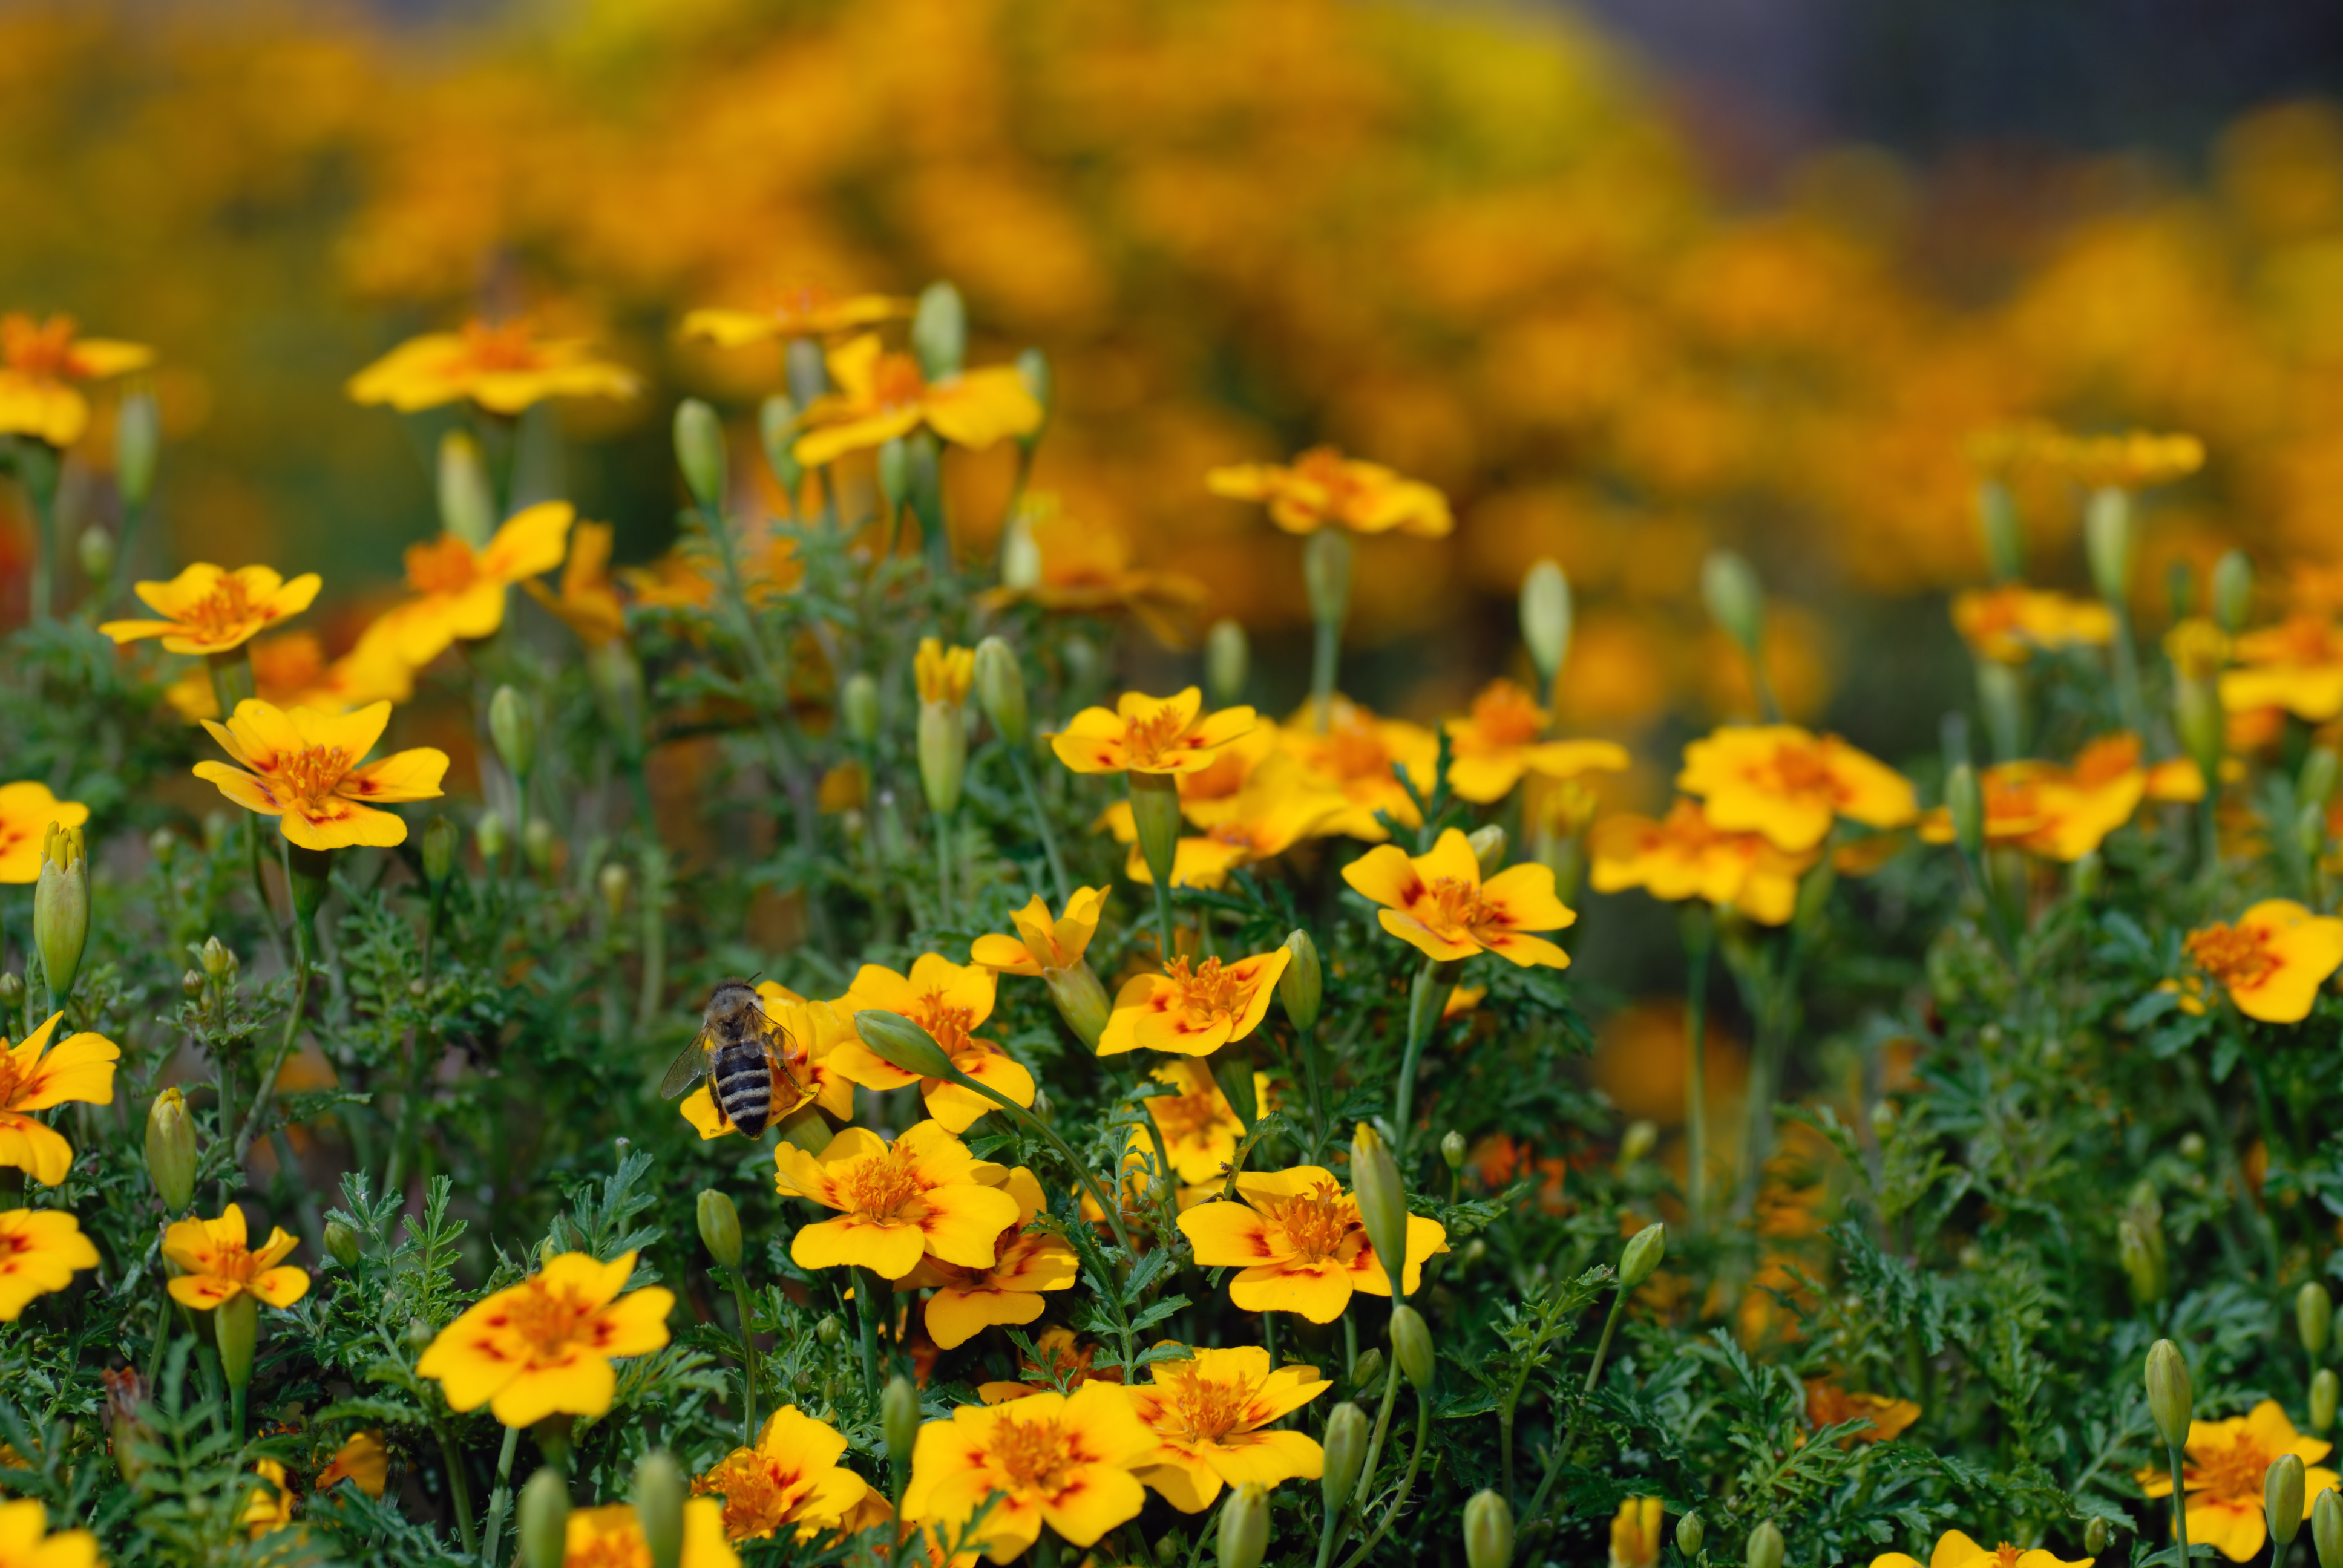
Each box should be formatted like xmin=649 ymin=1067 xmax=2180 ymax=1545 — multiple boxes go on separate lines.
xmin=100 ymin=564 xmax=320 ymax=656
xmin=793 ymin=333 xmax=1041 ymax=466
xmin=1591 ymin=797 xmax=1817 ymax=924
xmin=0 ymin=312 xmax=151 ymax=446
xmin=681 ymin=280 xmax=911 ymax=346
xmin=1207 ymin=446 xmax=1451 ymax=538
xmin=374 ymin=501 xmax=575 ymax=666
xmin=1677 ymin=725 xmax=1916 ymax=853
xmin=347 ymin=318 xmax=638 ymax=413
xmin=1443 ymin=678 xmax=1628 ymax=803
xmin=1950 ymin=585 xmax=2114 ymax=664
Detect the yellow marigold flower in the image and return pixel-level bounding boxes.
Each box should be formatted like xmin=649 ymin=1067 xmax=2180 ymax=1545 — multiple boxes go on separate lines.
xmin=523 ymin=520 xmax=627 ymax=649
xmin=241 ymin=1458 xmax=295 ymax=1538
xmin=1342 ymin=826 xmax=1576 ymax=969
xmin=681 ymin=279 xmax=911 ymax=346
xmin=2045 ymin=428 xmax=2205 ymax=491
xmin=1050 ymin=688 xmax=1257 ymax=776
xmin=2221 ymin=615 xmax=2343 ymax=721
xmin=901 ymin=1380 xmax=1158 ymax=1562
xmin=692 ymin=1405 xmax=879 ymax=1544
xmin=0 ymin=1498 xmax=101 ymax=1568
xmin=1206 ymin=446 xmax=1452 ymax=538
xmin=1143 ymin=1060 xmax=1270 ymax=1185
xmin=1677 ymin=724 xmax=1918 ymax=854
xmin=2165 ymin=617 xmax=2232 ymax=682
xmin=1099 ymin=949 xmax=1289 ymax=1059
xmin=977 ymin=497 xmax=1207 ymax=647
xmin=162 ymin=1206 xmax=308 ymax=1311
xmin=1609 ymin=1497 xmax=1664 ymax=1568
xmin=793 ymin=333 xmax=1041 ymax=468
xmin=1590 ymin=798 xmax=1818 ymax=926
xmin=99 ymin=563 xmax=321 ymax=656
xmin=1914 ymin=733 xmax=2200 ymax=863
xmin=2133 ymin=1400 xmax=2335 ymax=1562
xmin=916 ymin=638 xmax=976 ymax=705
xmin=346 ymin=318 xmax=639 ymax=414
xmin=193 ymin=699 xmax=450 ymax=851
xmin=373 ymin=501 xmax=575 ymax=667
xmin=1950 ymin=585 xmax=2115 ymax=665
xmin=1804 ymin=1378 xmax=1920 ymax=1445
xmin=970 ymin=887 xmax=1110 ymax=975
xmin=0 ymin=784 xmax=88 ymax=885
xmin=974 ymin=1325 xmax=1125 ymax=1406
xmin=417 ymin=1250 xmax=674 ymax=1427
xmin=0 ymin=312 xmax=152 ymax=447
xmin=1441 ymin=678 xmax=1628 ymax=804
xmin=0 ymin=1209 xmax=100 ymax=1321
xmin=1128 ymin=1345 xmax=1328 ymax=1512
xmin=678 ymin=983 xmax=858 ymax=1142
xmin=2182 ymin=900 xmax=2343 ymax=1024
xmin=831 ymin=956 xmax=1034 ymax=1132
xmin=1279 ymin=697 xmax=1439 ymax=841
xmin=1871 ymin=1531 xmax=2093 ymax=1568
xmin=315 ymin=1431 xmax=390 ymax=1499
xmin=163 ymin=626 xmax=416 ymax=724
xmin=899 ymin=1167 xmax=1078 ymax=1350
xmin=1177 ymin=1166 xmax=1448 ymax=1323
xmin=1111 ymin=754 xmax=1348 ymax=889
xmin=775 ymin=1120 xmax=1021 ymax=1282
xmin=1965 ymin=420 xmax=2066 ymax=478
xmin=0 ymin=1014 xmax=118 ymax=1186
xmin=562 ymin=1500 xmax=739 ymax=1568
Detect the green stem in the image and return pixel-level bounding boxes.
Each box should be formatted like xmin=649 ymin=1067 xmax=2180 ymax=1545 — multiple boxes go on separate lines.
xmin=1298 ymin=1018 xmax=1330 ymax=1166
xmin=1334 ymin=1394 xmax=1434 ymax=1568
xmin=2169 ymin=1440 xmax=2193 ymax=1566
xmin=431 ymin=1419 xmax=478 ymax=1555
xmin=1009 ymin=750 xmax=1072 ymax=906
xmin=1519 ymin=1284 xmax=1630 ymax=1535
xmin=936 ymin=810 xmax=956 ymax=926
xmin=232 ymin=851 xmax=312 ymax=1169
xmin=854 ymin=1267 xmax=883 ymax=1408
xmin=731 ymin=1272 xmax=762 ymax=1446
xmin=634 ymin=837 xmax=668 ymax=1033
xmin=1354 ymin=1342 xmax=1405 ymax=1511
xmin=480 ymin=1422 xmax=522 ymax=1564
xmin=1391 ymin=958 xmax=1441 ymax=1158
xmin=21 ymin=440 xmax=59 ymax=624
xmin=2111 ymin=610 xmax=2147 ymax=737
xmin=1684 ymin=910 xmax=1714 ymax=1232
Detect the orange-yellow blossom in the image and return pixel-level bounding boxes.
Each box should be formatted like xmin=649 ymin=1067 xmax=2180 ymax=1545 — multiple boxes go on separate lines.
xmin=1915 ymin=733 xmax=2201 ymax=863
xmin=917 ymin=639 xmax=975 ymax=705
xmin=1342 ymin=826 xmax=1576 ymax=967
xmin=1099 ymin=949 xmax=1288 ymax=1058
xmin=1805 ymin=1378 xmax=1921 ymax=1445
xmin=1128 ymin=1345 xmax=1327 ymax=1511
xmin=1677 ymin=724 xmax=1917 ymax=853
xmin=0 ymin=1210 xmax=100 ymax=1321
xmin=1207 ymin=446 xmax=1452 ymax=537
xmin=692 ymin=1405 xmax=880 ymax=1544
xmin=0 ymin=312 xmax=152 ymax=446
xmin=2221 ymin=615 xmax=2343 ymax=722
xmin=970 ymin=888 xmax=1110 ymax=975
xmin=373 ymin=501 xmax=575 ymax=667
xmin=794 ymin=333 xmax=1041 ymax=467
xmin=1950 ymin=585 xmax=2115 ymax=664
xmin=0 ymin=784 xmax=88 ymax=884
xmin=1051 ymin=688 xmax=1257 ymax=776
xmin=2134 ymin=1401 xmax=2334 ymax=1561
xmin=831 ymin=956 xmax=1034 ymax=1132
xmin=417 ymin=1250 xmax=674 ymax=1426
xmin=347 ymin=318 xmax=638 ymax=413
xmin=681 ymin=280 xmax=910 ymax=345
xmin=901 ymin=1380 xmax=1158 ymax=1562
xmin=1870 ymin=1531 xmax=2092 ymax=1568
xmin=195 ymin=699 xmax=448 ymax=850
xmin=2183 ymin=900 xmax=2343 ymax=1024
xmin=897 ymin=1167 xmax=1079 ymax=1350
xmin=162 ymin=1206 xmax=308 ymax=1310
xmin=0 ymin=1014 xmax=117 ymax=1186
xmin=1591 ymin=798 xmax=1819 ymax=925
xmin=776 ymin=1120 xmax=1021 ymax=1281
xmin=1442 ymin=679 xmax=1628 ymax=804
xmin=100 ymin=564 xmax=321 ymax=655
xmin=1178 ymin=1166 xmax=1448 ymax=1323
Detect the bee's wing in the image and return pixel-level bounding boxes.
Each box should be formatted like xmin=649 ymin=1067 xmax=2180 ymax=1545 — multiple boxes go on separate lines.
xmin=657 ymin=1028 xmax=715 ymax=1100
xmin=755 ymin=1011 xmax=807 ymax=1092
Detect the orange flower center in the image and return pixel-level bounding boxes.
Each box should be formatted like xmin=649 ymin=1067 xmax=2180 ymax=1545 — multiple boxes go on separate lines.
xmin=2189 ymin=1429 xmax=2278 ymax=1504
xmin=1158 ymin=1364 xmax=1259 ymax=1443
xmin=871 ymin=352 xmax=928 ymax=411
xmin=2270 ymin=615 xmax=2342 ymax=667
xmin=1325 ymin=715 xmax=1392 ymax=781
xmin=2 ymin=314 xmax=79 ymax=377
xmin=0 ymin=1222 xmax=31 ymax=1263
xmin=841 ymin=1145 xmax=926 ymax=1221
xmin=1421 ymin=874 xmax=1492 ymax=936
xmin=0 ymin=1053 xmax=23 ymax=1111
xmin=1121 ymin=706 xmax=1197 ymax=769
xmin=987 ymin=1412 xmax=1077 ymax=1493
xmin=252 ymin=633 xmax=329 ymax=697
xmin=1162 ymin=957 xmax=1251 ymax=1025
xmin=200 ymin=1238 xmax=265 ymax=1285
xmin=406 ymin=534 xmax=482 ymax=595
xmin=1256 ymin=1180 xmax=1355 ymax=1263
xmin=1288 ymin=446 xmax=1363 ymax=517
xmin=457 ymin=318 xmax=546 ymax=373
xmin=1466 ymin=681 xmax=1544 ymax=747
xmin=2187 ymin=922 xmax=2279 ymax=991
xmin=180 ymin=577 xmax=264 ymax=642
xmin=1766 ymin=740 xmax=1834 ymax=795
xmin=501 ymin=1277 xmax=601 ymax=1357
xmin=1991 ymin=1546 xmax=2024 ymax=1568
xmin=911 ymin=991 xmax=976 ymax=1056
xmin=272 ymin=745 xmax=355 ymax=811
xmin=694 ymin=1452 xmax=796 ymax=1540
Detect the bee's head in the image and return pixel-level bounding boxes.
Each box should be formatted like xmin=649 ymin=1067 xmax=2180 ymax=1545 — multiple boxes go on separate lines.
xmin=707 ymin=979 xmax=764 ymax=1019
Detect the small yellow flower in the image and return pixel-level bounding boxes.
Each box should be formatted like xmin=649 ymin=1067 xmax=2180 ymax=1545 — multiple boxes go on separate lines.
xmin=2165 ymin=618 xmax=2232 ymax=681
xmin=1177 ymin=1166 xmax=1447 ymax=1323
xmin=0 ymin=1497 xmax=102 ymax=1568
xmin=0 ymin=784 xmax=88 ymax=885
xmin=162 ymin=626 xmax=416 ymax=724
xmin=2134 ymin=1400 xmax=2335 ymax=1562
xmin=1804 ymin=1378 xmax=1920 ymax=1445
xmin=1590 ymin=798 xmax=1818 ymax=926
xmin=162 ymin=1207 xmax=308 ymax=1312
xmin=315 ymin=1431 xmax=390 ymax=1499
xmin=100 ymin=563 xmax=322 ymax=656
xmin=372 ymin=501 xmax=576 ymax=667
xmin=1609 ymin=1497 xmax=1664 ymax=1568
xmin=562 ymin=1500 xmax=740 ymax=1568
xmin=831 ymin=956 xmax=1034 ymax=1132
xmin=416 ymin=1251 xmax=674 ymax=1426
xmin=1342 ymin=826 xmax=1576 ymax=968
xmin=347 ymin=318 xmax=639 ymax=414
xmin=194 ymin=699 xmax=450 ymax=851
xmin=0 ymin=1014 xmax=119 ymax=1186
xmin=1107 ymin=753 xmax=1348 ymax=889
xmin=2220 ymin=615 xmax=2343 ymax=721
xmin=681 ymin=279 xmax=911 ymax=345
xmin=2182 ymin=900 xmax=2343 ymax=1024
xmin=969 ymin=887 xmax=1110 ymax=975
xmin=916 ymin=638 xmax=976 ymax=705
xmin=522 ymin=520 xmax=628 ymax=649
xmin=898 ymin=1167 xmax=1079 ymax=1350
xmin=0 ymin=1209 xmax=100 ymax=1321
xmin=1871 ymin=1531 xmax=2093 ymax=1568
xmin=1677 ymin=724 xmax=1917 ymax=854
xmin=1207 ymin=446 xmax=1452 ymax=538
xmin=1050 ymin=688 xmax=1258 ymax=776
xmin=901 ymin=1380 xmax=1159 ymax=1562
xmin=1912 ymin=733 xmax=2199 ymax=864
xmin=976 ymin=497 xmax=1207 ymax=647
xmin=0 ymin=312 xmax=152 ymax=446
xmin=1442 ymin=678 xmax=1628 ymax=804
xmin=241 ymin=1458 xmax=296 ymax=1538
xmin=1128 ymin=1345 xmax=1328 ymax=1512
xmin=692 ymin=1405 xmax=880 ymax=1544
xmin=775 ymin=1120 xmax=1021 ymax=1281
xmin=2043 ymin=428 xmax=2205 ymax=491
xmin=1142 ymin=1060 xmax=1268 ymax=1185
xmin=1950 ymin=585 xmax=2115 ymax=665
xmin=1279 ymin=697 xmax=1439 ymax=841
xmin=793 ymin=333 xmax=1041 ymax=467
xmin=1098 ymin=950 xmax=1289 ymax=1058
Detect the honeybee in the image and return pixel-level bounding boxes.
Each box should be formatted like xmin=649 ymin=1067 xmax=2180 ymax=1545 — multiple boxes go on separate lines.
xmin=658 ymin=979 xmax=806 ymax=1137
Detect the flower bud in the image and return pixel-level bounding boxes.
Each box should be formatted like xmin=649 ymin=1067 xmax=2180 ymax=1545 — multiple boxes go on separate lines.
xmin=784 ymin=339 xmax=828 ymax=409
xmin=489 ymin=685 xmax=537 ymax=782
xmin=2146 ymin=1338 xmax=2194 ymax=1450
xmin=2083 ymin=1517 xmax=2112 ymax=1557
xmin=1219 ymin=1482 xmax=1270 ymax=1568
xmin=522 ymin=818 xmax=558 ymax=875
xmin=673 ymin=399 xmax=727 ymax=514
xmin=436 ymin=430 xmax=496 ymax=549
xmin=999 ymin=503 xmax=1041 ymax=589
xmin=842 ymin=673 xmax=881 ymax=748
xmin=421 ymin=816 xmax=459 ymax=887
xmin=758 ymin=395 xmax=801 ymax=496
xmin=1945 ymin=762 xmax=1984 ymax=858
xmin=2302 ymin=1283 xmax=2333 ymax=1361
xmin=1350 ymin=1125 xmax=1411 ymax=1298
xmin=1746 ymin=1520 xmax=1784 ymax=1568
xmin=911 ymin=281 xmax=966 ymax=381
xmin=1700 ymin=550 xmax=1765 ymax=656
xmin=1466 ymin=825 xmax=1508 ymax=878
xmin=34 ymin=822 xmax=88 ymax=1002
xmin=2317 ymin=1488 xmax=2343 ymax=1568
xmin=1350 ymin=1348 xmax=1386 ymax=1397
xmin=1044 ymin=961 xmax=1111 ymax=1052
xmin=2305 ymin=749 xmax=2341 ymax=811
xmin=1464 ymin=1489 xmax=1514 ymax=1568
xmin=814 ymin=1313 xmax=844 ymax=1347
xmin=885 ymin=1375 xmax=920 ymax=1464
xmin=1441 ymin=1131 xmax=1466 ymax=1171
xmin=1677 ymin=1513 xmax=1706 ymax=1558
xmin=918 ymin=699 xmax=966 ymax=820
xmin=201 ymin=935 xmax=235 ymax=982
xmin=1279 ymin=929 xmax=1323 ymax=1035
xmin=145 ymin=1088 xmax=197 ymax=1212
xmin=179 ymin=970 xmax=203 ymax=999
xmin=2175 ymin=676 xmax=2223 ymax=786
xmin=2272 ymin=1452 xmax=2309 ymax=1549
xmin=1976 ymin=477 xmax=2025 ymax=581
xmin=1620 ymin=1120 xmax=1659 ymax=1168
xmin=518 ymin=1466 xmax=569 ymax=1568
xmin=1206 ymin=619 xmax=1250 ymax=710
xmin=1619 ymin=1221 xmax=1666 ymax=1289
xmin=973 ymin=637 xmax=1031 ymax=748
xmin=2086 ymin=488 xmax=2135 ymax=604
xmin=1129 ymin=769 xmax=1182 ymax=889
xmin=1305 ymin=528 xmax=1352 ymax=630
xmin=77 ymin=524 xmax=114 ymax=585
xmin=696 ymin=1190 xmax=742 ymax=1269
xmin=116 ymin=387 xmax=160 ymax=510
xmin=1320 ymin=1402 xmax=1369 ymax=1512
xmin=1520 ymin=560 xmax=1572 ymax=685
xmin=2315 ymin=1370 xmax=2338 ymax=1436
xmin=477 ymin=810 xmax=510 ymax=863
xmin=215 ymin=1290 xmax=257 ymax=1390
xmin=0 ymin=973 xmax=19 ymax=1009
xmin=633 ymin=1450 xmax=686 ymax=1568
xmin=1016 ymin=348 xmax=1052 ymax=436
xmin=103 ymin=1367 xmax=152 ymax=1486
xmin=853 ymin=1010 xmax=958 ymax=1080
xmin=1389 ymin=1304 xmax=1434 ymax=1392
xmin=323 ymin=1220 xmax=361 ymax=1267
xmin=598 ymin=860 xmax=631 ymax=924
xmin=2212 ymin=549 xmax=2254 ymax=634
xmin=2117 ymin=1218 xmax=2164 ymax=1308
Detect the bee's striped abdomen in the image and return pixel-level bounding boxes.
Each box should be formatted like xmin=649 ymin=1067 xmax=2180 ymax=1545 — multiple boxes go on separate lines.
xmin=712 ymin=1037 xmax=776 ymax=1137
